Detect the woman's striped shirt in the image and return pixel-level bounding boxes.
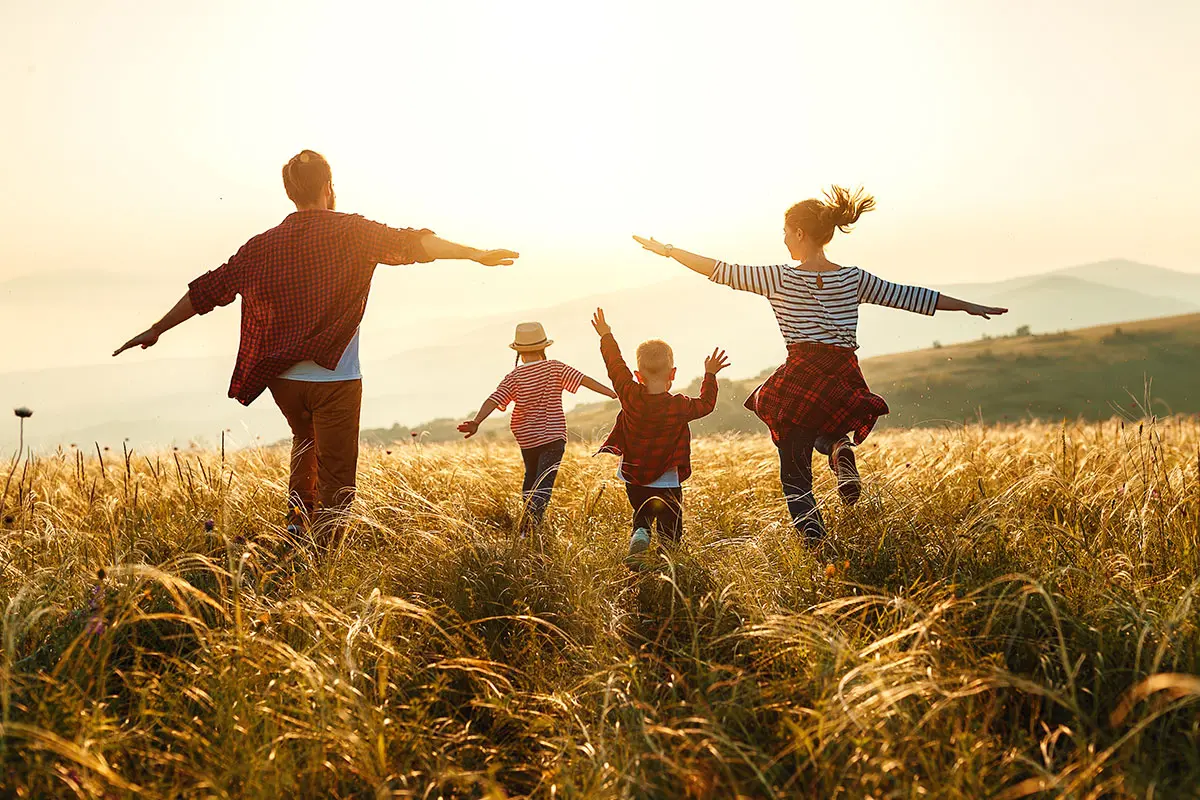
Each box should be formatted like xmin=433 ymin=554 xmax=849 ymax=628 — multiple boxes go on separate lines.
xmin=710 ymin=262 xmax=939 ymax=349
xmin=487 ymin=359 xmax=585 ymax=449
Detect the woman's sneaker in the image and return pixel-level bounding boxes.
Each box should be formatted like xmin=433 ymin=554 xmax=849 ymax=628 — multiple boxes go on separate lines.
xmin=830 ymin=440 xmax=861 ymax=506
xmin=625 ymin=528 xmax=652 ymax=569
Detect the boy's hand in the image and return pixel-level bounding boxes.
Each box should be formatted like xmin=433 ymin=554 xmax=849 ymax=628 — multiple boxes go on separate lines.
xmin=591 ymin=308 xmax=612 ymax=337
xmin=704 ymin=348 xmax=730 ymax=375
xmin=457 ymin=420 xmax=480 ymax=439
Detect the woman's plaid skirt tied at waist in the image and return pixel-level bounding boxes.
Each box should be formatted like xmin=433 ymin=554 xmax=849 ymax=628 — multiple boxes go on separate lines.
xmin=744 ymin=341 xmax=889 ymax=445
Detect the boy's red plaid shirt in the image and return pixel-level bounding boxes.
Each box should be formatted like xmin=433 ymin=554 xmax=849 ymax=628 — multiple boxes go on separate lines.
xmin=746 ymin=341 xmax=889 ymax=445
xmin=597 ymin=333 xmax=718 ymax=485
xmin=187 ymin=210 xmax=433 ymax=405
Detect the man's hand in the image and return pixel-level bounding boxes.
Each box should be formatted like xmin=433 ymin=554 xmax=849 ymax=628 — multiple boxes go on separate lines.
xmin=704 ymin=347 xmax=730 ymax=375
xmin=966 ymin=303 xmax=1008 ymax=319
xmin=591 ymin=308 xmax=612 ymax=337
xmin=472 ymin=249 xmax=519 ymax=267
xmin=457 ymin=420 xmax=480 ymax=439
xmin=113 ymin=328 xmax=160 ymax=357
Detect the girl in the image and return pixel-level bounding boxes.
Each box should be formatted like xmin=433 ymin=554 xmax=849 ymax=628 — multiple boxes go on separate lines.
xmin=459 ymin=321 xmax=617 ymax=530
xmin=633 ymin=186 xmax=1007 ymax=542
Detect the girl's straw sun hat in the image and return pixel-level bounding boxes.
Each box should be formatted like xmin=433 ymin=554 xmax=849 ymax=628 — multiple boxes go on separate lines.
xmin=510 ymin=322 xmax=553 ymax=352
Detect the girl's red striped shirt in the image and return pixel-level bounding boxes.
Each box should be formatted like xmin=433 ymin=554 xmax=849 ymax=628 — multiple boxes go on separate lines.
xmin=487 ymin=360 xmax=585 ymax=449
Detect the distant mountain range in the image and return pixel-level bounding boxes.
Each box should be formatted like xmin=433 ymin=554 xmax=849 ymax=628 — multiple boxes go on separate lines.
xmin=2 ymin=258 xmax=1197 ymax=451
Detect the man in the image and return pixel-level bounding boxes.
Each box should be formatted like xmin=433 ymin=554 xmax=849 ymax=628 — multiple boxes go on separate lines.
xmin=114 ymin=150 xmax=518 ymax=542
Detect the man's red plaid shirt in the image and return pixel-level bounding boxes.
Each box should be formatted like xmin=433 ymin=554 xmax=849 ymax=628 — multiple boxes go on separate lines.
xmin=188 ymin=210 xmax=432 ymax=405
xmin=597 ymin=333 xmax=718 ymax=485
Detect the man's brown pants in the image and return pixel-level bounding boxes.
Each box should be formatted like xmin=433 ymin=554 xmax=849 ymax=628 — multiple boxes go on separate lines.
xmin=268 ymin=379 xmax=362 ymax=530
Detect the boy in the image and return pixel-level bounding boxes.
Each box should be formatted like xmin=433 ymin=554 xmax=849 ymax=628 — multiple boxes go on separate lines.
xmin=590 ymin=308 xmax=729 ymax=567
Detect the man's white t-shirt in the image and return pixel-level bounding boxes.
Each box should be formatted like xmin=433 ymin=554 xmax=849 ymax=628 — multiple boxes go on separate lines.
xmin=278 ymin=328 xmax=362 ymax=382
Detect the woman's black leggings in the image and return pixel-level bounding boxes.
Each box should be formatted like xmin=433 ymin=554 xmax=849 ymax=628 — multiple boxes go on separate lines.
xmin=777 ymin=430 xmax=843 ymax=541
xmin=519 ymin=439 xmax=566 ymax=527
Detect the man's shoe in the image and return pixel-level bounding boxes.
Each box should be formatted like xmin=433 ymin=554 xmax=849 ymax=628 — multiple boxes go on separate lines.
xmin=625 ymin=528 xmax=652 ymax=569
xmin=830 ymin=440 xmax=861 ymax=506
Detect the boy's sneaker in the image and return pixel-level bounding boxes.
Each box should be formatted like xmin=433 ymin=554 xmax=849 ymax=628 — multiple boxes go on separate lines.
xmin=625 ymin=528 xmax=652 ymax=569
xmin=830 ymin=440 xmax=861 ymax=506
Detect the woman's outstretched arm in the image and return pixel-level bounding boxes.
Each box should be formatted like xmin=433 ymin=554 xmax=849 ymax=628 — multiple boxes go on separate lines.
xmin=936 ymin=294 xmax=1009 ymax=319
xmin=633 ymin=235 xmax=718 ymax=278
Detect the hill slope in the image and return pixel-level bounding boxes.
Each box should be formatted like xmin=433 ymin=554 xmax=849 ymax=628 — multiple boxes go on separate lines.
xmin=366 ymin=313 xmax=1200 ymax=445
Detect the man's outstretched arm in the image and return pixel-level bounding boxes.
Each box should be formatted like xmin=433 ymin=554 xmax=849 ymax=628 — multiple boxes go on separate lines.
xmin=113 ymin=292 xmax=197 ymax=356
xmin=420 ymin=233 xmax=518 ymax=266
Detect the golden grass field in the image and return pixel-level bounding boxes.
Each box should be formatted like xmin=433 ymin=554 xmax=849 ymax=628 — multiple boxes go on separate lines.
xmin=2 ymin=420 xmax=1199 ymax=798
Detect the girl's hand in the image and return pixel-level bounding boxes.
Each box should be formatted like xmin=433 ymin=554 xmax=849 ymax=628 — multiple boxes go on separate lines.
xmin=457 ymin=420 xmax=480 ymax=438
xmin=967 ymin=303 xmax=1008 ymax=319
xmin=704 ymin=348 xmax=730 ymax=375
xmin=591 ymin=308 xmax=612 ymax=337
xmin=632 ymin=235 xmax=672 ymax=257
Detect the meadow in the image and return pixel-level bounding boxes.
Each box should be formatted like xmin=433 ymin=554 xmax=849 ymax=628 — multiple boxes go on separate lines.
xmin=2 ymin=419 xmax=1199 ymax=798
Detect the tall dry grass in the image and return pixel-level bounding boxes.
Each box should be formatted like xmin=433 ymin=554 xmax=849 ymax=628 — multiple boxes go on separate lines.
xmin=1 ymin=419 xmax=1199 ymax=798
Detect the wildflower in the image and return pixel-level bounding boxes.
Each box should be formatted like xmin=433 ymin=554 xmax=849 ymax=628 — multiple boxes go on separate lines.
xmin=411 ymin=432 xmax=418 ymax=439
xmin=85 ymin=615 xmax=107 ymax=636
xmin=204 ymin=519 xmax=216 ymax=532
xmin=386 ymin=450 xmax=392 ymax=455
xmin=824 ymin=564 xmax=837 ymax=578
xmin=13 ymin=407 xmax=32 ymax=419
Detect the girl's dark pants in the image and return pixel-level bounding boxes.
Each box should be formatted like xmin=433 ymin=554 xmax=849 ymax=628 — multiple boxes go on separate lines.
xmin=625 ymin=485 xmax=684 ymax=542
xmin=520 ymin=439 xmax=566 ymax=527
xmin=777 ymin=430 xmax=843 ymax=541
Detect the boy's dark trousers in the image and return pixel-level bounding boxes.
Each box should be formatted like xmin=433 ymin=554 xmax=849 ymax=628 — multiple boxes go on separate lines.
xmin=777 ymin=430 xmax=844 ymax=542
xmin=625 ymin=484 xmax=684 ymax=542
xmin=520 ymin=439 xmax=566 ymax=527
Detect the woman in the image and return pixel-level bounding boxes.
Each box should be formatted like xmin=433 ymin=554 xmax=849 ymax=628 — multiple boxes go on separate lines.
xmin=633 ymin=186 xmax=1007 ymax=542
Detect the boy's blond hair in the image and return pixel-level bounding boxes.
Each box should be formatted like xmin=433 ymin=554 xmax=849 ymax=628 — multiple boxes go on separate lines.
xmin=636 ymin=339 xmax=674 ymax=377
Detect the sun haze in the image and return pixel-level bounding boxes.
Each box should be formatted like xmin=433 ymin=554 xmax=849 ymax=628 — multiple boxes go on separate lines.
xmin=1 ymin=0 xmax=1198 ymax=445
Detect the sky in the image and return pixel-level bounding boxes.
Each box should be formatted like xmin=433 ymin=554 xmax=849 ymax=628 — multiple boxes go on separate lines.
xmin=2 ymin=0 xmax=1199 ymax=373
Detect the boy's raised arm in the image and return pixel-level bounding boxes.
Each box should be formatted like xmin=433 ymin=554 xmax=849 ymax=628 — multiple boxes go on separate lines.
xmin=591 ymin=308 xmax=634 ymax=400
xmin=682 ymin=347 xmax=729 ymax=420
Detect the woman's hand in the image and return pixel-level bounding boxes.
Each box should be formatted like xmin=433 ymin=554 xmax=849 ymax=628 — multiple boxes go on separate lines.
xmin=457 ymin=420 xmax=480 ymax=439
xmin=632 ymin=235 xmax=672 ymax=257
xmin=966 ymin=303 xmax=1008 ymax=319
